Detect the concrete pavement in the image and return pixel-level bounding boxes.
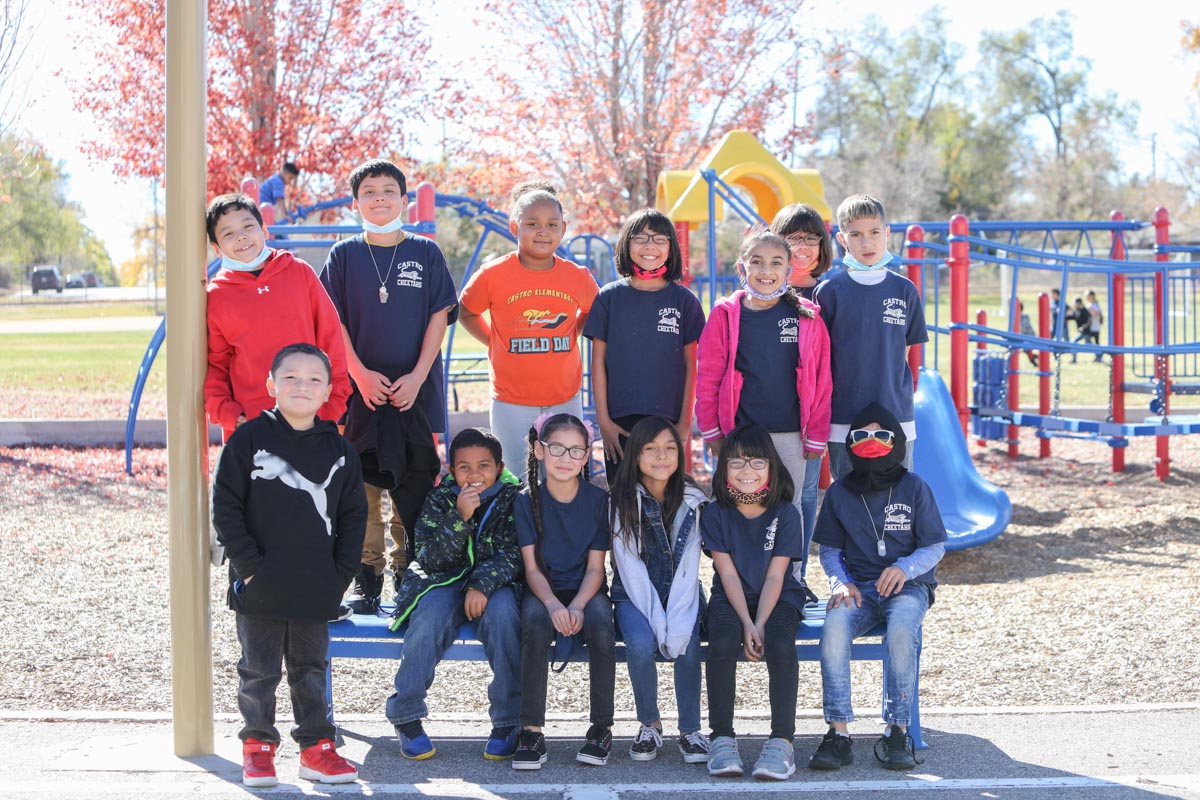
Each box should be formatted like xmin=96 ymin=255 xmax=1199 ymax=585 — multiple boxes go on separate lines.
xmin=1 ymin=706 xmax=1197 ymax=799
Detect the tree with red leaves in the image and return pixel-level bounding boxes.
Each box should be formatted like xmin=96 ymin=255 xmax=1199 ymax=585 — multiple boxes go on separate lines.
xmin=444 ymin=0 xmax=812 ymax=232
xmin=67 ymin=0 xmax=434 ymax=200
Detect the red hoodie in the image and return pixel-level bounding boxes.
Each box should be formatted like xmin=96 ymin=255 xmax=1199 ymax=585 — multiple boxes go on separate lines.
xmin=205 ymin=249 xmax=351 ymax=439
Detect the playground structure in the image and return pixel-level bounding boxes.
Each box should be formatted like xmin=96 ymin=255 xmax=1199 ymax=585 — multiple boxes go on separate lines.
xmin=126 ymin=132 xmax=1198 ymax=554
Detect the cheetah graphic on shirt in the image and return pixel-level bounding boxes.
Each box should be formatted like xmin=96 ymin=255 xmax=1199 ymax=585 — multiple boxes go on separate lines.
xmin=251 ymin=450 xmax=346 ymax=536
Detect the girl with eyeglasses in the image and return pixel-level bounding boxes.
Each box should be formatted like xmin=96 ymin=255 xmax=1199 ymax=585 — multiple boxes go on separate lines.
xmin=513 ymin=413 xmax=616 ymax=770
xmin=701 ymin=424 xmax=811 ymax=781
xmin=808 ymin=402 xmax=945 ymax=773
xmin=695 ymin=230 xmax=832 ymax=589
xmin=584 ymin=209 xmax=705 ymax=480
xmin=770 ymin=203 xmax=835 ymax=301
xmin=768 ymin=204 xmax=835 ymax=580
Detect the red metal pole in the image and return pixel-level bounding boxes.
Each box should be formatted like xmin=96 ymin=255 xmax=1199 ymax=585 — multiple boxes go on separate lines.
xmin=1008 ymin=303 xmax=1020 ymax=459
xmin=949 ymin=215 xmax=970 ymax=437
xmin=416 ymin=182 xmax=436 ymax=241
xmin=240 ymin=177 xmax=259 ymax=204
xmin=976 ymin=309 xmax=987 ymax=448
xmin=905 ymin=225 xmax=925 ymax=390
xmin=1110 ymin=211 xmax=1127 ymax=472
xmin=1038 ymin=293 xmax=1051 ymax=458
xmin=676 ymin=222 xmax=692 ymax=288
xmin=1153 ymin=207 xmax=1171 ymax=480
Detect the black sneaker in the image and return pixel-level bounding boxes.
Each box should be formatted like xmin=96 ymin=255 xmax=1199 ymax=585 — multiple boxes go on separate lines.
xmin=629 ymin=724 xmax=662 ymax=761
xmin=808 ymin=729 xmax=853 ymax=771
xmin=345 ymin=566 xmax=383 ymax=615
xmin=677 ymin=731 xmax=711 ymax=764
xmin=511 ymin=729 xmax=547 ymax=771
xmin=576 ymin=724 xmax=613 ymax=766
xmin=874 ymin=727 xmax=921 ymax=770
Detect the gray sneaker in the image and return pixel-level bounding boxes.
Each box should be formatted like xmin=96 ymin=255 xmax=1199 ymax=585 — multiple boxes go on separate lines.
xmin=707 ymin=736 xmax=743 ymax=777
xmin=752 ymin=738 xmax=796 ymax=781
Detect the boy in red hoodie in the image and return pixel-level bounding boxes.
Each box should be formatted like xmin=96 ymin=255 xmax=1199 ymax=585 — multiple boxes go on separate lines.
xmin=204 ymin=194 xmax=351 ymax=440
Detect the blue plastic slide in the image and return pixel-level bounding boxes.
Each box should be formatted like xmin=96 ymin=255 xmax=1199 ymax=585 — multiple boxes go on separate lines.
xmin=913 ymin=368 xmax=1011 ymax=550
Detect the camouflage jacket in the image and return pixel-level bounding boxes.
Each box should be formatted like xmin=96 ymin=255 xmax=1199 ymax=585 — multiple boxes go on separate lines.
xmin=389 ymin=469 xmax=523 ymax=629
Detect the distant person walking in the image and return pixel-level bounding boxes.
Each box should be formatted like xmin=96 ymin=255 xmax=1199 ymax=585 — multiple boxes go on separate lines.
xmin=1086 ymin=290 xmax=1104 ymax=363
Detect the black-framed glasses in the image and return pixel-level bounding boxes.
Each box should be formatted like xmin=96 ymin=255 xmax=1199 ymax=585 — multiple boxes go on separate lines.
xmin=849 ymin=429 xmax=895 ymax=445
xmin=785 ymin=234 xmax=824 ymax=247
xmin=726 ymin=457 xmax=769 ymax=470
xmin=540 ymin=440 xmax=589 ymax=460
xmin=631 ymin=233 xmax=671 ymax=246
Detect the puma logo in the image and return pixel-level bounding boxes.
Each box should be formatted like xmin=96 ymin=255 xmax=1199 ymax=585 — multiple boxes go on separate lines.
xmin=251 ymin=450 xmax=346 ymax=536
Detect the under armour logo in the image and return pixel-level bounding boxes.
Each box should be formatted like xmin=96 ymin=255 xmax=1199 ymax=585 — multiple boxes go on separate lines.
xmin=257 ymin=286 xmax=270 ymax=294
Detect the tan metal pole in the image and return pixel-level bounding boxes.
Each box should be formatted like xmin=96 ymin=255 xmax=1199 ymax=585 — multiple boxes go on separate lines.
xmin=165 ymin=0 xmax=213 ymax=756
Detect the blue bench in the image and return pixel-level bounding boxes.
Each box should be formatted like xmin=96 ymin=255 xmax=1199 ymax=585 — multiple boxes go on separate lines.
xmin=326 ymin=604 xmax=926 ymax=749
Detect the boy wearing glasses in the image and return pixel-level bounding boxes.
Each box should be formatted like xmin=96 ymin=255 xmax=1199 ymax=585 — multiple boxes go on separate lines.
xmin=813 ymin=195 xmax=927 ymax=479
xmin=808 ymin=403 xmax=946 ymax=773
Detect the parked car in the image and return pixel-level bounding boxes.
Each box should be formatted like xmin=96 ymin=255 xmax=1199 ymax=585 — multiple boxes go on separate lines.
xmin=31 ymin=266 xmax=64 ymax=294
xmin=81 ymin=271 xmax=103 ymax=288
xmin=65 ymin=274 xmax=85 ymax=289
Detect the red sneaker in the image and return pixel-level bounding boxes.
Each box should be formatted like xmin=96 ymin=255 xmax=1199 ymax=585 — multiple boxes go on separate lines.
xmin=298 ymin=739 xmax=358 ymax=784
xmin=242 ymin=738 xmax=278 ymax=787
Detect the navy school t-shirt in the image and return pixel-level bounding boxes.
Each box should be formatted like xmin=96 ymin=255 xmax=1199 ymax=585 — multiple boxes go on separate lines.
xmin=583 ymin=279 xmax=705 ymax=421
xmin=320 ymin=234 xmax=458 ymax=433
xmin=515 ymin=480 xmax=610 ymax=593
xmin=813 ymin=472 xmax=947 ymax=586
xmin=701 ymin=501 xmax=807 ymax=609
xmin=814 ymin=270 xmax=927 ymax=426
xmin=734 ymin=301 xmax=801 ymax=432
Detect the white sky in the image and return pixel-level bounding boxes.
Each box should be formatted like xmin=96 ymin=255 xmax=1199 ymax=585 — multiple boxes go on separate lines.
xmin=7 ymin=0 xmax=1199 ymax=265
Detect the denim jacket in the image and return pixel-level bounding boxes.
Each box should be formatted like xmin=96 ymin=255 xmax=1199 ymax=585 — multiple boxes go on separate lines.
xmin=611 ymin=484 xmax=707 ymax=658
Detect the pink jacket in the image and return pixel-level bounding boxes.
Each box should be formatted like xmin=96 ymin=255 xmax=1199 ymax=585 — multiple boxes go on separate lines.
xmin=695 ymin=290 xmax=832 ymax=452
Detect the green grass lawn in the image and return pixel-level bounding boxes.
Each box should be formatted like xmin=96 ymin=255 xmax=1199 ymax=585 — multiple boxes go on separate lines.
xmin=0 ymin=289 xmax=1182 ymax=419
xmin=0 ymin=301 xmax=160 ymax=321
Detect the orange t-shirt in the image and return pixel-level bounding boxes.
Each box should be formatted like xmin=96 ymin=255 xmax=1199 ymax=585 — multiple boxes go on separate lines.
xmin=459 ymin=252 xmax=599 ymax=406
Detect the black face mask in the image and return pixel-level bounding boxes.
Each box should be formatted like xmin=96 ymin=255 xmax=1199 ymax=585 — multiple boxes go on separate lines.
xmin=843 ymin=402 xmax=907 ymax=493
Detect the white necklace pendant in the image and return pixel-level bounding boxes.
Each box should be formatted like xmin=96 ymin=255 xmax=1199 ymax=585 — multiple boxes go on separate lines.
xmin=877 ymin=539 xmax=887 ymax=557
xmin=378 ymin=285 xmax=389 ymax=304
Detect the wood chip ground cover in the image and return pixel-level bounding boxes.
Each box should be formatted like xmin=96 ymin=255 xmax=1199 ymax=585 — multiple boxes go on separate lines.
xmin=0 ymin=431 xmax=1196 ymax=718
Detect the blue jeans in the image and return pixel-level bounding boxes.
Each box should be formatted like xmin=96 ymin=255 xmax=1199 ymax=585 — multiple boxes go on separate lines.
xmin=614 ymin=600 xmax=702 ymax=734
xmin=799 ymin=455 xmax=822 ymax=578
xmin=819 ymin=583 xmax=929 ymax=726
xmin=386 ymin=584 xmax=521 ymax=729
xmin=828 ymin=440 xmax=915 ymax=482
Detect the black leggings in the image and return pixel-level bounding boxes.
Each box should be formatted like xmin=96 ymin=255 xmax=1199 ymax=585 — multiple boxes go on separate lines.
xmin=706 ymin=594 xmax=801 ymax=740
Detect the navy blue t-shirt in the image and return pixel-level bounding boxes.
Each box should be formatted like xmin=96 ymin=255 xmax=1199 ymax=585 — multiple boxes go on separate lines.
xmin=515 ymin=481 xmax=610 ymax=593
xmin=701 ymin=502 xmax=807 ymax=608
xmin=583 ymin=280 xmax=705 ymax=421
xmin=814 ymin=270 xmax=927 ymax=426
xmin=321 ymin=234 xmax=458 ymax=433
xmin=734 ymin=301 xmax=801 ymax=432
xmin=813 ymin=472 xmax=946 ymax=586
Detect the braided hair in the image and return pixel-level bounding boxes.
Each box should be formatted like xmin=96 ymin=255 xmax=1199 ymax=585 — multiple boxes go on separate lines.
xmin=523 ymin=413 xmax=592 ymax=563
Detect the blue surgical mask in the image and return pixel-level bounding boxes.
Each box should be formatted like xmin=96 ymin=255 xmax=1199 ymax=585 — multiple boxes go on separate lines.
xmin=220 ymin=247 xmax=271 ymax=272
xmin=737 ymin=268 xmax=790 ymax=301
xmin=842 ymin=251 xmax=894 ymax=272
xmin=361 ymin=214 xmax=407 ymax=235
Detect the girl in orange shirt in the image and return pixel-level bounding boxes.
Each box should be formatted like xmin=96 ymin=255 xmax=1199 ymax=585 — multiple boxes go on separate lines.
xmin=458 ymin=184 xmax=599 ymax=480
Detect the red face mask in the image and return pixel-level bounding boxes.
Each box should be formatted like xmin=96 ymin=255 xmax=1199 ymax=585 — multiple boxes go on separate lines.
xmin=632 ymin=263 xmax=668 ymax=279
xmin=850 ymin=439 xmax=893 ymax=459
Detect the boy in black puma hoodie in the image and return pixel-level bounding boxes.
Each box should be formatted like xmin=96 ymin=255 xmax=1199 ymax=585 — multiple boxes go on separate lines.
xmin=212 ymin=343 xmax=368 ymax=788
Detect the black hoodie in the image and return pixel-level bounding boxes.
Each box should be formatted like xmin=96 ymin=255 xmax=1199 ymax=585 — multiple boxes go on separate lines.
xmin=212 ymin=409 xmax=368 ymax=621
